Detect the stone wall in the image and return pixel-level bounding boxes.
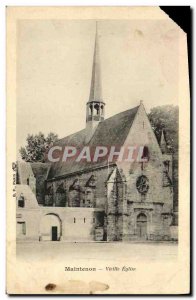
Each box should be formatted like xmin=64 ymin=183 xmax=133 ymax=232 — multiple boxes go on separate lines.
xmin=16 ymin=206 xmax=104 ymax=242
xmin=45 ymin=165 xmax=115 ymax=210
xmin=37 ymin=104 xmax=175 ymax=242
xmin=104 ymin=104 xmax=174 ymax=241
xmin=35 ymin=174 xmax=46 ymax=205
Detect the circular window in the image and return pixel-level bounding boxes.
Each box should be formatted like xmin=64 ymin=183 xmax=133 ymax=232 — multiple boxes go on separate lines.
xmin=136 ymin=175 xmax=149 ymax=195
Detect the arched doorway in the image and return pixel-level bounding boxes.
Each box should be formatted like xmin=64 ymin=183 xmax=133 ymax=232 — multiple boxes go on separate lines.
xmin=40 ymin=213 xmax=62 ymax=241
xmin=136 ymin=213 xmax=147 ymax=239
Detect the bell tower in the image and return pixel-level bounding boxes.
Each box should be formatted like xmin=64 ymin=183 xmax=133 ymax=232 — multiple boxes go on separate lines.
xmin=86 ymin=23 xmax=105 ymax=140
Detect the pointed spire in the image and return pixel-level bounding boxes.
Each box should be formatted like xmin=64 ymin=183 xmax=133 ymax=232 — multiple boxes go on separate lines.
xmin=160 ymin=130 xmax=168 ymax=154
xmin=85 ymin=21 xmax=105 ymax=136
xmin=88 ymin=22 xmax=102 ymax=103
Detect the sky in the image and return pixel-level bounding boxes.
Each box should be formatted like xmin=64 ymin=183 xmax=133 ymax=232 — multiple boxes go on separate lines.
xmin=17 ymin=17 xmax=182 ymax=152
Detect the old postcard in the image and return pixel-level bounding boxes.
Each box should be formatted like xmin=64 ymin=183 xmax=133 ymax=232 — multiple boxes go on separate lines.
xmin=6 ymin=6 xmax=190 ymax=294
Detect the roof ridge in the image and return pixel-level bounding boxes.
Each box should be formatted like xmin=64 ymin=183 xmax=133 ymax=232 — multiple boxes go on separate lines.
xmin=102 ymin=105 xmax=139 ymax=123
xmin=47 ymin=105 xmax=140 ymax=179
xmin=57 ymin=106 xmax=139 ymax=144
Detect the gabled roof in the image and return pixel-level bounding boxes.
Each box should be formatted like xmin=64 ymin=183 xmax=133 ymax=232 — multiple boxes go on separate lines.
xmin=55 ymin=128 xmax=87 ymax=148
xmin=89 ymin=106 xmax=139 ymax=147
xmin=47 ymin=106 xmax=139 ymax=179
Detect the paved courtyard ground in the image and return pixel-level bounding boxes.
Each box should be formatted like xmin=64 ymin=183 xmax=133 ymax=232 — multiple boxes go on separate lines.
xmin=17 ymin=241 xmax=178 ymax=262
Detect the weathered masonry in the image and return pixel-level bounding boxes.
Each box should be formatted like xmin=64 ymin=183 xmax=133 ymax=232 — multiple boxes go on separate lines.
xmin=16 ymin=24 xmax=178 ymax=242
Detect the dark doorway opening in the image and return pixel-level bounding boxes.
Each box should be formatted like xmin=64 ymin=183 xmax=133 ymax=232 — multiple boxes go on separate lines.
xmin=52 ymin=226 xmax=58 ymax=241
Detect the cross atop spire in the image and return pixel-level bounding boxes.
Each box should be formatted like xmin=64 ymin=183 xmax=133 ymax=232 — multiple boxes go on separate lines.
xmin=88 ymin=22 xmax=103 ymax=103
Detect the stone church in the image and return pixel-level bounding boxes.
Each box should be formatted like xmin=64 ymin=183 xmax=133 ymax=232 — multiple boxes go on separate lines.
xmin=16 ymin=26 xmax=177 ymax=243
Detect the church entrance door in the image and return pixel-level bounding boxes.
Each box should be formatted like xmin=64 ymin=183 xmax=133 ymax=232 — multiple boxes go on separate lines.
xmin=52 ymin=226 xmax=58 ymax=241
xmin=136 ymin=213 xmax=147 ymax=240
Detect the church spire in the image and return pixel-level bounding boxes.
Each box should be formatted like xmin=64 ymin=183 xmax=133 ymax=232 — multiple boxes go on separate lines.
xmin=88 ymin=22 xmax=103 ymax=103
xmin=86 ymin=22 xmax=105 ymax=127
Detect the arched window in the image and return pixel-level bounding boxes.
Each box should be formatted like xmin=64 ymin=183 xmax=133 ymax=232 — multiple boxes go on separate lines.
xmin=46 ymin=185 xmax=53 ymax=195
xmin=69 ymin=179 xmax=81 ymax=191
xmin=85 ymin=175 xmax=96 ymax=188
xmin=85 ymin=188 xmax=94 ymax=208
xmin=56 ymin=183 xmax=67 ymax=207
xmin=94 ymin=103 xmax=100 ymax=115
xmin=89 ymin=104 xmax=93 ymax=114
xmin=69 ymin=179 xmax=81 ymax=207
xmin=142 ymin=146 xmax=149 ymax=160
xmin=137 ymin=213 xmax=147 ymax=222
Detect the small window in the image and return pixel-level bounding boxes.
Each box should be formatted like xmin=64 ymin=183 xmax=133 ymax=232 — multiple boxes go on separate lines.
xmin=142 ymin=146 xmax=149 ymax=159
xmin=27 ymin=178 xmax=29 ymax=185
xmin=74 ymin=217 xmax=76 ymax=223
xmin=93 ymin=218 xmax=95 ymax=223
xmin=17 ymin=222 xmax=26 ymax=236
xmin=85 ymin=189 xmax=94 ymax=207
xmin=18 ymin=195 xmax=25 ymax=208
xmin=18 ymin=200 xmax=24 ymax=208
xmin=84 ymin=218 xmax=86 ymax=223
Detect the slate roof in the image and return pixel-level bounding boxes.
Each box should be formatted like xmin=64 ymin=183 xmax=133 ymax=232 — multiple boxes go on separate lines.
xmin=89 ymin=106 xmax=139 ymax=147
xmin=47 ymin=106 xmax=139 ymax=179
